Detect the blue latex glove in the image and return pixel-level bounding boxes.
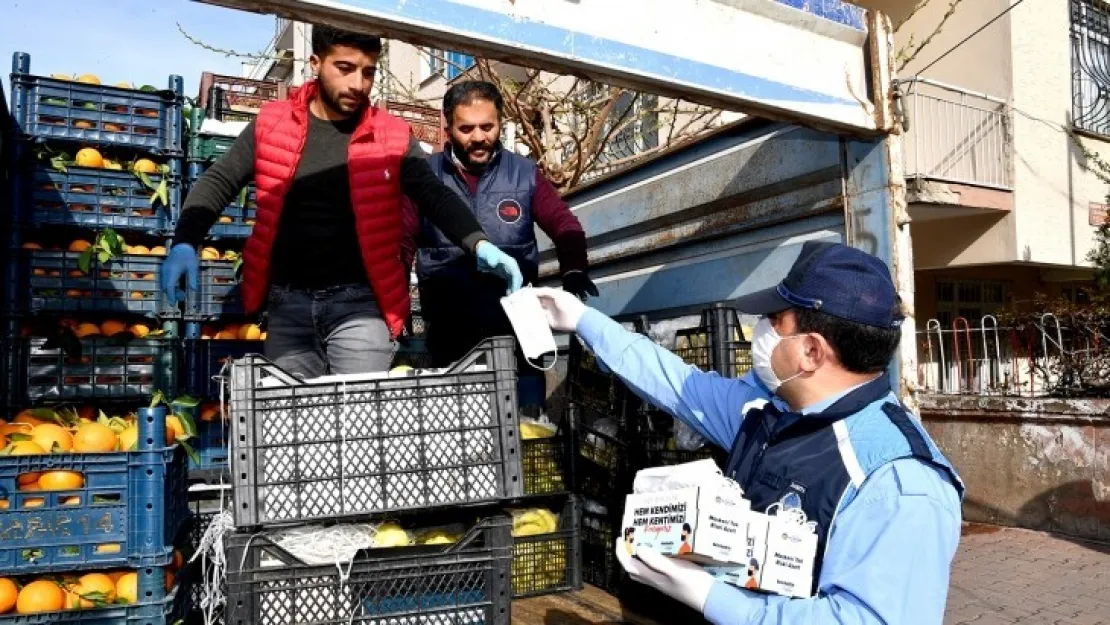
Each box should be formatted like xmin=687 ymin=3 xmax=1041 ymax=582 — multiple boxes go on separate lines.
xmin=475 ymin=241 xmax=524 ymax=294
xmin=161 ymin=243 xmax=199 ymax=304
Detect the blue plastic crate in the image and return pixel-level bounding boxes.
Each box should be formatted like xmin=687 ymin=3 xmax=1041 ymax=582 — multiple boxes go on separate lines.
xmin=184 ymin=161 xmax=255 ymax=239
xmin=14 ymin=250 xmax=168 ymax=317
xmin=10 ymin=158 xmax=180 ymax=233
xmin=10 ymin=53 xmax=184 ymax=155
xmin=181 ymin=339 xmax=258 ymax=477
xmin=10 ymin=336 xmax=176 ymax=403
xmin=0 ymin=565 xmax=189 ymax=625
xmin=187 ymin=260 xmax=242 ymax=319
xmin=0 ymin=407 xmax=188 ymax=575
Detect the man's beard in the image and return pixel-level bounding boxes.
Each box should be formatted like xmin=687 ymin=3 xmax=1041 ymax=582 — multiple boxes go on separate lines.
xmin=452 ymin=140 xmax=499 ymax=172
xmin=319 ymin=82 xmax=364 ymax=117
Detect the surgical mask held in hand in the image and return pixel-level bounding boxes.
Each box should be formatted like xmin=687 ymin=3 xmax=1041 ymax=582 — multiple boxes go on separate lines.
xmin=750 ymin=317 xmax=803 ymax=393
xmin=500 ymin=287 xmax=558 ymax=370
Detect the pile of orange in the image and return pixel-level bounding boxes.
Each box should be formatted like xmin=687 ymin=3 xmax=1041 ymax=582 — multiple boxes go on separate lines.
xmin=199 ymin=323 xmax=265 ymax=341
xmin=0 ymin=555 xmax=183 ymax=614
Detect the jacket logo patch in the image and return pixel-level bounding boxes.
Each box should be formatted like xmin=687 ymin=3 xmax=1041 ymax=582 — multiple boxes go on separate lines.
xmin=497 ymin=199 xmax=523 ymax=224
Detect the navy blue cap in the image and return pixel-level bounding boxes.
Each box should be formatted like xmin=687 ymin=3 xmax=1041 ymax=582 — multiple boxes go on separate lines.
xmin=734 ymin=242 xmax=904 ymax=328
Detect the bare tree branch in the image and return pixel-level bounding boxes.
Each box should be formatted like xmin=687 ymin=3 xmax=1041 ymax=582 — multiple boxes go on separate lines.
xmin=896 ymin=0 xmax=966 ymax=72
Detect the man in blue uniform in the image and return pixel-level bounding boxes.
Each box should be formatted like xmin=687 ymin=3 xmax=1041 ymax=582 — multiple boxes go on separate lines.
xmin=534 ymin=242 xmax=964 ymax=625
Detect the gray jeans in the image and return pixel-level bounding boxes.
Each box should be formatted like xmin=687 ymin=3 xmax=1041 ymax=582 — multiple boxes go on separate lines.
xmin=264 ymin=283 xmax=396 ymax=379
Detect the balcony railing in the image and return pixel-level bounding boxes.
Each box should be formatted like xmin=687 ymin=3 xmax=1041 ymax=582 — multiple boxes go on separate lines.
xmin=903 ymin=78 xmax=1013 ymax=190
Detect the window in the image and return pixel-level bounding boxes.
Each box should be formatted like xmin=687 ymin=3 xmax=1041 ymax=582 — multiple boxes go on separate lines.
xmin=1072 ymin=0 xmax=1110 ymax=135
xmin=423 ymin=48 xmax=475 ymax=81
xmin=934 ymin=279 xmax=1008 ymax=330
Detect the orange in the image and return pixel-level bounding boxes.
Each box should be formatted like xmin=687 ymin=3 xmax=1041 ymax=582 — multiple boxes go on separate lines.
xmin=115 ymin=573 xmax=138 ymax=604
xmin=238 ymin=324 xmax=262 ymax=341
xmin=32 ymin=268 xmax=46 ymax=276
xmin=260 ymin=331 xmax=268 ymax=341
xmin=61 ymin=496 xmax=81 ymax=505
xmin=38 ymin=471 xmax=84 ymax=491
xmin=217 ymin=216 xmax=233 ymax=224
xmin=127 ymin=245 xmax=150 ymax=255
xmin=0 ymin=500 xmax=8 ymax=510
xmin=74 ymin=422 xmax=118 ymax=453
xmin=9 ymin=439 xmax=46 ymax=456
xmin=165 ymin=416 xmax=185 ymax=445
xmin=129 ymin=323 xmax=152 ymax=338
xmin=100 ymin=320 xmax=128 ymax=337
xmin=199 ymin=404 xmax=221 ymax=423
xmin=75 ymin=323 xmax=101 ymax=338
xmin=74 ymin=148 xmax=103 ymax=169
xmin=22 ymin=497 xmax=45 ymax=508
xmin=150 ymin=246 xmax=167 ymax=256
xmin=21 ymin=242 xmax=42 ymax=250
xmin=165 ymin=569 xmax=175 ymax=591
xmin=73 ymin=120 xmax=95 ymax=130
xmin=18 ymin=481 xmax=42 ymax=492
xmin=216 ymin=325 xmax=239 ymax=340
xmin=14 ymin=410 xmax=49 ymax=427
xmin=95 ymin=544 xmax=121 ymax=554
xmin=200 ymin=247 xmax=220 ymax=261
xmin=106 ymin=571 xmax=127 ymax=583
xmin=65 ymin=289 xmax=84 ymax=299
xmin=0 ymin=423 xmax=32 ymax=437
xmin=75 ymin=74 xmax=101 ymax=85
xmin=171 ymin=549 xmax=185 ymax=571
xmin=130 ymin=292 xmax=146 ymax=300
xmin=68 ymin=239 xmax=93 ymax=253
xmin=65 ymin=583 xmax=92 ymax=610
xmin=31 ymin=424 xmax=74 ymax=453
xmin=0 ymin=577 xmax=17 ymax=614
xmin=118 ymin=426 xmax=139 ymax=452
xmin=16 ymin=580 xmax=64 ymax=614
xmin=78 ymin=573 xmax=116 ymax=602
xmin=77 ymin=405 xmax=96 ymax=422
xmin=132 ymin=159 xmax=158 ymax=174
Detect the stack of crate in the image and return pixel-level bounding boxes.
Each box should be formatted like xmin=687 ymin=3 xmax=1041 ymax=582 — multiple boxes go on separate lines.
xmin=569 ymin=304 xmax=753 ymax=595
xmin=208 ymin=336 xmax=580 ymax=625
xmin=0 ymin=52 xmax=191 ymax=624
xmin=179 ymin=92 xmax=275 ymax=483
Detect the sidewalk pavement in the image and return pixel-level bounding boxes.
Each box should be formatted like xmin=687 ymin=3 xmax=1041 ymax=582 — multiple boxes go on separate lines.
xmin=946 ymin=524 xmax=1110 ymax=625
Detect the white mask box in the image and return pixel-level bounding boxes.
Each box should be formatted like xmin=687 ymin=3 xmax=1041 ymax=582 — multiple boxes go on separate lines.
xmin=620 ymin=481 xmax=751 ymax=566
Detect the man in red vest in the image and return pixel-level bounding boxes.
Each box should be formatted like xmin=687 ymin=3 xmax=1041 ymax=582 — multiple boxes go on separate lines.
xmin=162 ymin=25 xmax=523 ymax=378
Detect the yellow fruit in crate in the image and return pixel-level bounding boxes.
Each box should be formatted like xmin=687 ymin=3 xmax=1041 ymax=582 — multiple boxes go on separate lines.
xmin=78 ymin=573 xmax=117 ymax=602
xmin=372 ymin=523 xmax=412 ymax=548
xmin=100 ymin=320 xmax=128 ymax=337
xmin=16 ymin=580 xmax=65 ymax=614
xmin=200 ymin=247 xmax=220 ymax=260
xmin=65 ymin=583 xmax=93 ymax=609
xmin=14 ymin=410 xmax=49 ymax=427
xmin=165 ymin=416 xmax=185 ymax=445
xmin=103 ymin=159 xmax=123 ymax=171
xmin=420 ymin=530 xmax=459 ymax=545
xmin=129 ymin=323 xmax=151 ymax=338
xmin=259 ymin=331 xmax=267 ymax=341
xmin=68 ymin=239 xmax=93 ymax=253
xmin=31 ymin=424 xmax=74 ymax=453
xmin=132 ymin=159 xmax=158 ymax=174
xmin=75 ymin=323 xmax=101 ymax=338
xmin=215 ymin=326 xmax=239 ymax=341
xmin=74 ymin=422 xmax=119 ymax=453
xmin=150 ymin=246 xmax=167 ymax=256
xmin=520 ymin=422 xmax=556 ymax=440
xmin=38 ymin=471 xmax=84 ymax=491
xmin=217 ymin=216 xmax=233 ymax=224
xmin=127 ymin=245 xmax=150 ymax=256
xmin=74 ymin=148 xmax=103 ymax=169
xmin=238 ymin=324 xmax=262 ymax=341
xmin=115 ymin=573 xmax=138 ymax=604
xmin=118 ymin=426 xmax=139 ymax=451
xmin=0 ymin=577 xmax=17 ymax=614
xmin=512 ymin=508 xmax=558 ymax=537
xmin=75 ymin=74 xmax=101 ymax=85
xmin=115 ymin=82 xmax=133 ymax=89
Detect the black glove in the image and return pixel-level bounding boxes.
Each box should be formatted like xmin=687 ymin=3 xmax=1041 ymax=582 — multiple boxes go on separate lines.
xmin=562 ymin=270 xmax=599 ymax=300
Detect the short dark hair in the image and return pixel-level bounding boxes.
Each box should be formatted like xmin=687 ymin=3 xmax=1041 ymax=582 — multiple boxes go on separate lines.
xmin=793 ymin=307 xmax=901 ymax=374
xmin=311 ymin=24 xmax=382 ymax=57
xmin=624 ymin=527 xmax=635 ymax=539
xmin=682 ymin=523 xmax=692 ymax=532
xmin=443 ymin=81 xmax=504 ymax=124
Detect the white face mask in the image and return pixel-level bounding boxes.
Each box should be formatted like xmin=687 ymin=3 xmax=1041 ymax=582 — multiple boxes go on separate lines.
xmin=750 ymin=317 xmax=804 ymax=393
xmin=500 ymin=287 xmax=558 ymax=370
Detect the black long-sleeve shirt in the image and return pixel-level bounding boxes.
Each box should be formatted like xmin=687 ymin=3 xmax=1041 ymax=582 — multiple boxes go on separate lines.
xmin=175 ymin=115 xmax=486 ymax=290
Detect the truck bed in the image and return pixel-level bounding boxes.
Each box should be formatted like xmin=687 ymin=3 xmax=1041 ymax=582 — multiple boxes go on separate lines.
xmin=513 ymin=586 xmax=661 ymax=625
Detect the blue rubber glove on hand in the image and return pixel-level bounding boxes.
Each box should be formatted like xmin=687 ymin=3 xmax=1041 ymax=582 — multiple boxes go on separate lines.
xmin=161 ymin=243 xmax=199 ymax=304
xmin=475 ymin=241 xmax=524 ymax=294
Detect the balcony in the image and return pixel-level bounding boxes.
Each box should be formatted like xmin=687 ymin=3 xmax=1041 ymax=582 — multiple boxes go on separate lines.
xmin=903 ymin=78 xmax=1013 ymax=191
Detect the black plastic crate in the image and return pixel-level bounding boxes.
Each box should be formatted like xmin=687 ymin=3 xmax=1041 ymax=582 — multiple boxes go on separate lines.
xmin=579 ymin=498 xmax=623 ymax=594
xmin=567 ymin=401 xmax=633 ymax=506
xmin=183 ymin=338 xmax=258 ymax=399
xmin=224 ymin=516 xmax=513 ymax=625
xmin=566 ymin=338 xmax=634 ymax=417
xmin=11 ymin=157 xmax=179 ymax=233
xmin=12 ymin=249 xmax=169 ymax=317
xmin=672 ymin=304 xmax=753 ymax=378
xmin=10 ymin=52 xmax=184 ymax=155
xmin=184 ymin=160 xmax=255 ymax=239
xmin=511 ymin=496 xmax=582 ymax=598
xmin=229 ymin=337 xmax=523 ymax=527
xmin=521 ymin=431 xmax=568 ymax=496
xmin=187 ymin=259 xmax=242 ymax=319
xmin=8 ymin=335 xmax=176 ymax=403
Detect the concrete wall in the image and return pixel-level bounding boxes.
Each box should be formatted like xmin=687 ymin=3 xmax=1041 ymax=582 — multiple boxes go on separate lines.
xmin=920 ymin=395 xmax=1110 ymax=542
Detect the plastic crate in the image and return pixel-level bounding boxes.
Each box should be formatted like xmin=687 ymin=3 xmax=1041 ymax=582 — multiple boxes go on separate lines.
xmin=511 ymin=496 xmax=582 ymax=598
xmin=229 ymin=337 xmax=523 ymax=528
xmin=567 ymin=401 xmax=633 ymax=506
xmin=566 ymin=336 xmax=634 ymax=417
xmin=184 ymin=161 xmax=255 ymax=239
xmin=187 ymin=260 xmax=242 ymax=319
xmin=197 ymin=73 xmax=287 ymax=121
xmin=579 ymin=498 xmax=623 ymax=594
xmin=11 ymin=157 xmax=179 ymax=233
xmin=13 ymin=250 xmax=168 ymax=317
xmin=672 ymin=304 xmax=753 ymax=377
xmin=182 ymin=339 xmax=258 ymax=400
xmin=521 ymin=432 xmax=568 ymax=496
xmin=10 ymin=53 xmax=184 ymax=155
xmin=9 ymin=336 xmax=176 ymax=403
xmin=186 ymin=109 xmax=238 ymax=163
xmin=224 ymin=515 xmax=513 ymax=625
xmin=0 ymin=406 xmax=188 ymax=574
xmin=0 ymin=565 xmax=189 ymax=625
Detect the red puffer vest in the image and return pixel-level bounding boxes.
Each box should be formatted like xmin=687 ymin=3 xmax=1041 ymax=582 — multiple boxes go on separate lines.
xmin=240 ymin=81 xmax=412 ymax=338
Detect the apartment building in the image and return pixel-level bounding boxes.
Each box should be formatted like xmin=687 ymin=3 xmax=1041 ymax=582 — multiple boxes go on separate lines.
xmin=878 ymin=0 xmax=1105 ymax=329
